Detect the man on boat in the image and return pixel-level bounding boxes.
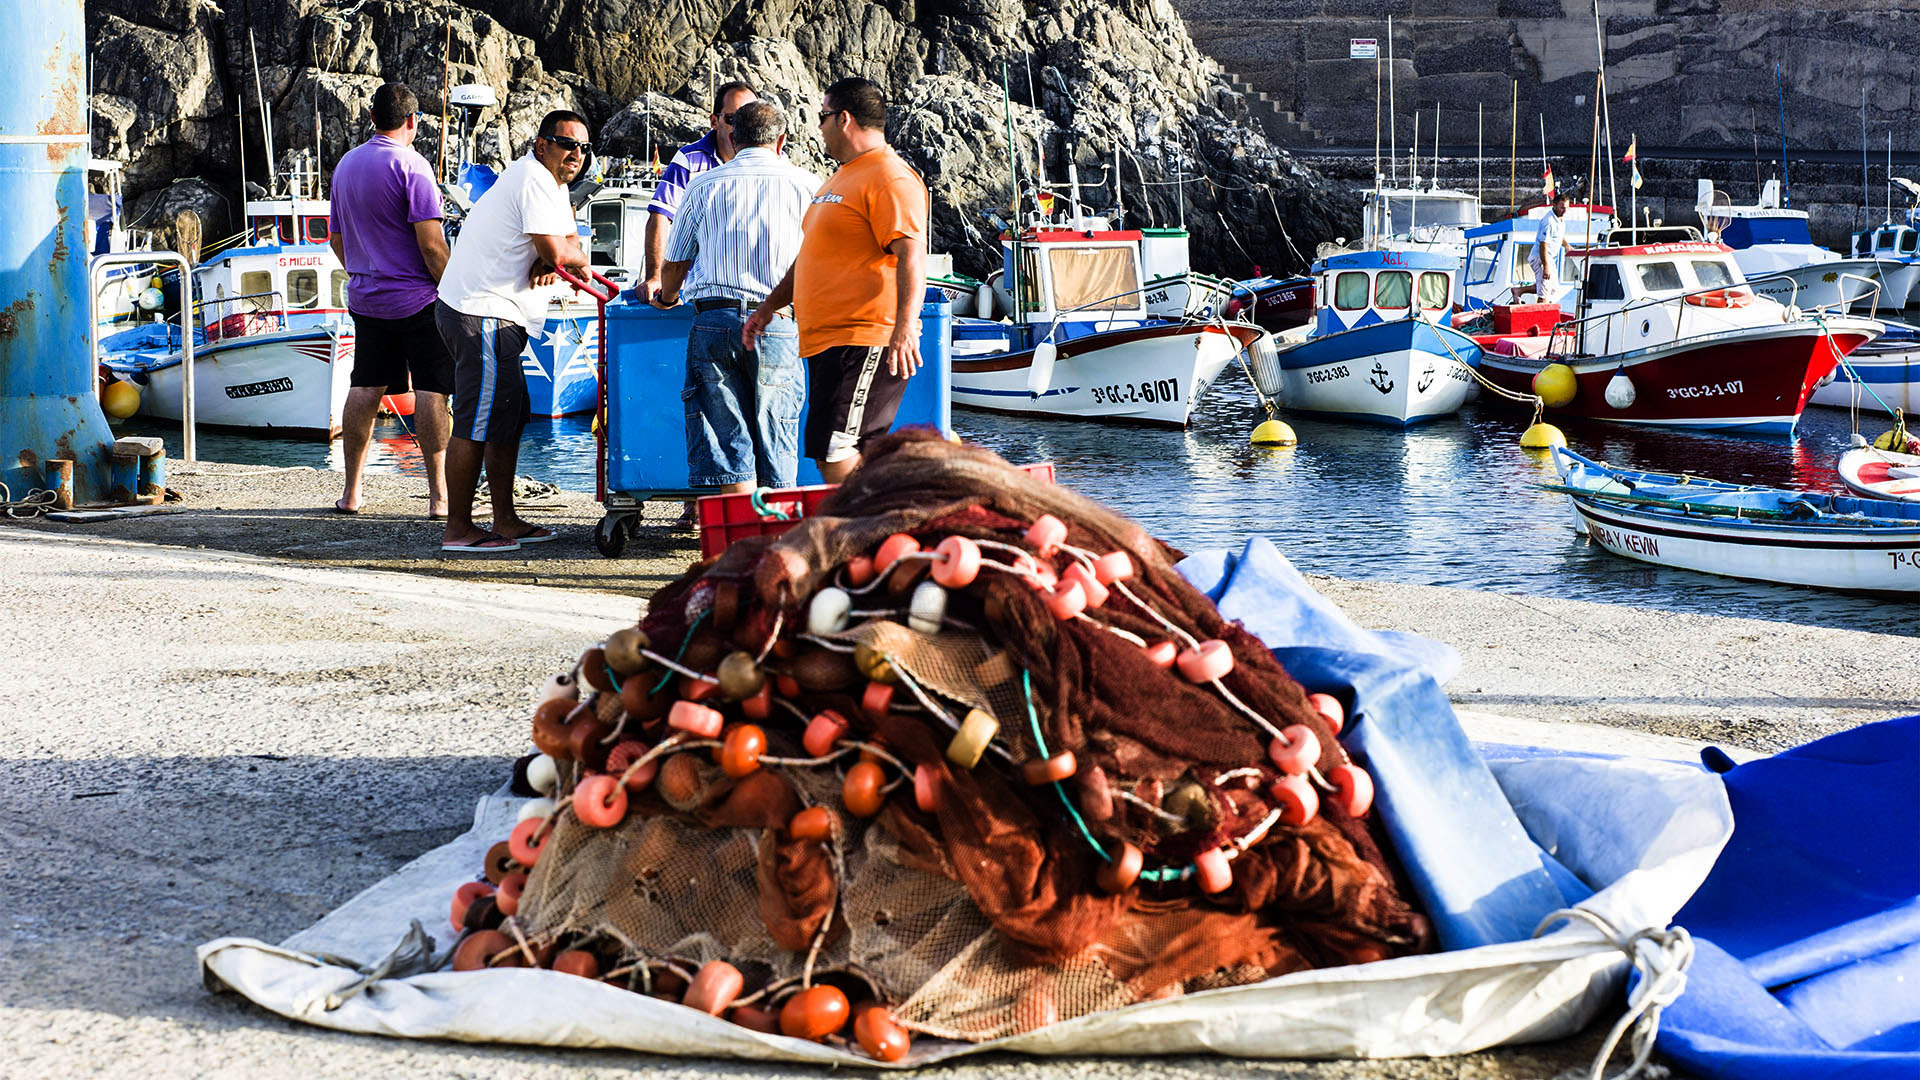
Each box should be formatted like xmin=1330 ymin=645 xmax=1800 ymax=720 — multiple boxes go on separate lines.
xmin=1531 ymin=191 xmax=1572 ymax=305
xmin=327 ymin=82 xmax=453 ymax=518
xmin=635 ymin=81 xmax=757 ymax=306
xmin=650 ymin=101 xmax=817 ymax=493
xmin=433 ymin=110 xmax=592 ymax=553
xmin=743 ymin=77 xmax=928 ymax=483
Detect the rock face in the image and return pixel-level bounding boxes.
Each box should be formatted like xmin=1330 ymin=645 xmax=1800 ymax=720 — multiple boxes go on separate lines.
xmin=86 ymin=0 xmax=1351 ymax=278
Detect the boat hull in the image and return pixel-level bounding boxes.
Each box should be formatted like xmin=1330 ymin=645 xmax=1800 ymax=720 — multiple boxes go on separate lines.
xmin=1480 ymin=320 xmax=1876 ymax=435
xmin=1275 ymin=319 xmax=1481 ymax=425
xmin=1807 ymin=338 xmax=1920 ymax=411
xmin=1567 ymin=498 xmax=1920 ymax=592
xmin=1837 ymin=447 xmax=1920 ymax=503
xmin=951 ymin=322 xmax=1252 ymax=427
xmin=1235 ymin=275 xmax=1315 ymax=335
xmin=1745 ymin=258 xmax=1887 ymax=312
xmin=111 ymin=329 xmax=352 ymax=439
xmin=525 ymin=302 xmax=602 ymax=418
xmin=1877 ymin=260 xmax=1920 ymax=310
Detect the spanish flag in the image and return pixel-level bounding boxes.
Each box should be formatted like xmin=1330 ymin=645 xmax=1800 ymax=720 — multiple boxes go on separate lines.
xmin=1623 ymin=135 xmax=1637 ymax=163
xmin=1543 ymin=164 xmax=1555 ymax=199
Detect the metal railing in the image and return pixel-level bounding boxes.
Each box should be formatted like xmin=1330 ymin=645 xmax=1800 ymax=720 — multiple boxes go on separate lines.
xmin=90 ymin=250 xmax=195 ymax=462
xmin=1540 ymin=268 xmax=1852 ymax=363
xmin=191 ymin=290 xmax=287 ymax=343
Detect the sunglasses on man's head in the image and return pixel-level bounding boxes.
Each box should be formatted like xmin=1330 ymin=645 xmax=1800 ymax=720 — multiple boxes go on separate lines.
xmin=543 ymin=133 xmax=592 ymax=156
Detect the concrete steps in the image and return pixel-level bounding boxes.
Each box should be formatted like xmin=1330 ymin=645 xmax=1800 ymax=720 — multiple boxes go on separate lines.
xmin=1217 ymin=65 xmax=1334 ymax=148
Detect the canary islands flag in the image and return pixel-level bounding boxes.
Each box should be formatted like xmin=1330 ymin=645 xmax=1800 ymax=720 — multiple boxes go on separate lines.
xmin=1625 ymin=135 xmax=1642 ymax=190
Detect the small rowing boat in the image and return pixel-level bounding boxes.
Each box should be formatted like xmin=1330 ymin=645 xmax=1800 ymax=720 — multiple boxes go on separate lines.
xmin=1837 ymin=436 xmax=1920 ymax=503
xmin=1547 ymin=446 xmax=1920 ymax=592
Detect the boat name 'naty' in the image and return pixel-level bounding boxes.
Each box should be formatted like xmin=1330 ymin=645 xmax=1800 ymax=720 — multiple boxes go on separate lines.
xmin=1589 ymin=522 xmax=1660 ymax=557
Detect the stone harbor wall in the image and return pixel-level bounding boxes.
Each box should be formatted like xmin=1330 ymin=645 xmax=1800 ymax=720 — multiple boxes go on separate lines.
xmin=85 ymin=0 xmax=1355 ymax=279
xmin=1175 ymin=1 xmax=1920 ymax=156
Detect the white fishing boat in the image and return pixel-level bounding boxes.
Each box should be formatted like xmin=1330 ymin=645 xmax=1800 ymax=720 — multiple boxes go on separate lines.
xmin=98 ymin=177 xmax=356 ymax=438
xmin=1361 ymin=180 xmax=1482 ymax=262
xmin=1808 ymin=318 xmax=1920 ymax=411
xmin=1255 ymin=249 xmax=1482 ymax=426
xmin=1550 ymin=447 xmax=1920 ymax=593
xmin=949 ymin=222 xmax=1264 ymax=427
xmin=1848 ymin=219 xmax=1920 ymax=310
xmin=1701 ymin=180 xmax=1893 ymax=313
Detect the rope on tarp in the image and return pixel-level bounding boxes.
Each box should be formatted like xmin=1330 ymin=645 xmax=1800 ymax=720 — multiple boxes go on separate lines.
xmin=1534 ymin=907 xmax=1695 ymax=1080
xmin=317 ymin=919 xmax=443 ymax=1011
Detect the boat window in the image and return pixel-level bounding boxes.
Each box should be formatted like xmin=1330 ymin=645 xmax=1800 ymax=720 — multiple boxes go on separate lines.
xmin=1466 ymin=244 xmax=1496 ymax=284
xmin=239 ymin=270 xmax=274 ymax=308
xmin=1876 ymin=233 xmax=1896 ymax=253
xmin=1585 ymin=263 xmax=1626 ymax=301
xmin=589 ymin=203 xmax=621 ymax=266
xmin=1690 ymin=260 xmax=1737 ymax=288
xmin=1333 ymin=271 xmax=1370 ymax=310
xmin=1374 ymin=270 xmax=1412 ymax=309
xmin=287 ymin=269 xmax=320 ymax=309
xmin=278 ymin=217 xmax=298 ymax=244
xmin=1374 ymin=196 xmax=1479 ymax=231
xmin=1904 ymin=233 xmax=1918 ymax=256
xmin=1513 ymin=243 xmax=1536 ymax=286
xmin=1018 ymin=248 xmax=1044 ymax=312
xmin=330 ymin=270 xmax=350 ymax=308
xmin=305 ymin=216 xmax=330 ymax=244
xmin=1047 ymin=246 xmax=1140 ymax=311
xmin=1636 ymin=261 xmax=1684 ymax=292
xmin=1418 ymin=271 xmax=1450 ymax=309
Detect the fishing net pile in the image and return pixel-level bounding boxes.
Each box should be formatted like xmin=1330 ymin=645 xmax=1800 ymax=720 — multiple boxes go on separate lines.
xmin=447 ymin=431 xmax=1434 ymax=1061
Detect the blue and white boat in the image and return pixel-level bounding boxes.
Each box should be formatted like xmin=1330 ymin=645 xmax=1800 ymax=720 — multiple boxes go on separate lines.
xmin=1809 ymin=317 xmax=1920 ymax=412
xmin=1254 ymin=249 xmax=1482 ymax=425
xmin=1549 ymin=446 xmax=1920 ymax=592
xmin=1701 ymin=179 xmax=1893 ymax=313
xmin=1848 ymin=218 xmax=1920 ymax=310
xmin=97 ymin=183 xmax=356 ymax=438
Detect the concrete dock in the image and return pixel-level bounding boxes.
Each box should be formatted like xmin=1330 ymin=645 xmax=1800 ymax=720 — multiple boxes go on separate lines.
xmin=5 ymin=462 xmax=1915 ymax=1079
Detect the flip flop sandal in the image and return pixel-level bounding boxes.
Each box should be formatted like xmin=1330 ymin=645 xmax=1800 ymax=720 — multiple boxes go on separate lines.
xmin=333 ymin=499 xmax=361 ymax=515
xmin=504 ymin=527 xmax=558 ymax=544
xmin=442 ymin=532 xmax=521 ymax=553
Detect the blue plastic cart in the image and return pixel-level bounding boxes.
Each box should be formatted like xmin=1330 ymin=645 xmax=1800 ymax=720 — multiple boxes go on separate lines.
xmin=591 ymin=290 xmax=953 ymax=556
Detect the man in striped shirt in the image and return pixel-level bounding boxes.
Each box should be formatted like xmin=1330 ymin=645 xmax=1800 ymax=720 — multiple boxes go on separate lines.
xmin=652 ymin=100 xmax=819 ymax=492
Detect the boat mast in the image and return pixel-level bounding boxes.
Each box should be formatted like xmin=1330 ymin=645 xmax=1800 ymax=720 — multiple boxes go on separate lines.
xmin=439 ymin=22 xmax=451 ymax=184
xmin=249 ymin=27 xmax=278 ymax=194
xmin=1509 ymin=79 xmax=1517 ymax=215
xmin=1432 ymin=101 xmax=1440 ymax=192
xmin=1477 ymin=102 xmax=1484 ymax=210
xmin=1410 ymin=110 xmax=1420 ymax=239
xmin=1862 ymin=87 xmax=1870 ymax=232
xmin=1775 ymin=63 xmax=1790 ymax=208
xmin=1594 ymin=1 xmax=1618 ymax=212
xmin=1001 ymin=62 xmax=1022 ymax=324
xmin=1387 ymin=15 xmax=1397 ymax=192
xmin=1373 ymin=30 xmax=1382 ymax=199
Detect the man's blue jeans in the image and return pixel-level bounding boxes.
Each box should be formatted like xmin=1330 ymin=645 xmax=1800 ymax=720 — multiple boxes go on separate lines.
xmin=682 ymin=307 xmax=802 ymax=488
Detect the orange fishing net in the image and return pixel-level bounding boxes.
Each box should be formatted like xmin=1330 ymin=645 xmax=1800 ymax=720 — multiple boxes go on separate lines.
xmin=455 ymin=432 xmax=1432 ymax=1059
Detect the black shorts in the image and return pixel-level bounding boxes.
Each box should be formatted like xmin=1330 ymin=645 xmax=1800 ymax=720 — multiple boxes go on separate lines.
xmin=435 ymin=300 xmax=531 ymax=445
xmin=350 ymin=302 xmax=455 ymax=396
xmin=803 ymin=345 xmax=910 ymax=464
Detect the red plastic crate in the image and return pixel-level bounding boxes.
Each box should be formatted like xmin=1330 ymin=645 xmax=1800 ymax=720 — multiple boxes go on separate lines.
xmin=697 ymin=462 xmax=1057 ymax=559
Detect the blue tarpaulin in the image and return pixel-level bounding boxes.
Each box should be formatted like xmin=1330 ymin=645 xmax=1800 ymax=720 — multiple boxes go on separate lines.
xmin=1655 ymin=715 xmax=1920 ymax=1079
xmin=1179 ymin=537 xmax=1586 ymax=952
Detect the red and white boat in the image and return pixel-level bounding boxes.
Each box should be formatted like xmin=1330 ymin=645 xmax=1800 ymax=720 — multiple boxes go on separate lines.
xmin=1471 ymin=232 xmax=1882 ymax=435
xmin=1837 ymin=436 xmax=1920 ymax=503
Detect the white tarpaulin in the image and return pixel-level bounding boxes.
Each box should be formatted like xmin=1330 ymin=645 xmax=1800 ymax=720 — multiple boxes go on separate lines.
xmin=198 ymin=751 xmax=1730 ymax=1066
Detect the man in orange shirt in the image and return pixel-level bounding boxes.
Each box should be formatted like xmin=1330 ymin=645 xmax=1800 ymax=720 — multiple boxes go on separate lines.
xmin=743 ymin=77 xmax=927 ymax=482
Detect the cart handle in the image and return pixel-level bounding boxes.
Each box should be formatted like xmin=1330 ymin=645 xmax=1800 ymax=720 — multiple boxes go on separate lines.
xmin=557 ymin=265 xmax=619 ymax=305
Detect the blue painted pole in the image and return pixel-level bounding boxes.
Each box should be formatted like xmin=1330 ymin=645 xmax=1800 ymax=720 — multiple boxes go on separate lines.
xmin=0 ymin=0 xmax=118 ymax=504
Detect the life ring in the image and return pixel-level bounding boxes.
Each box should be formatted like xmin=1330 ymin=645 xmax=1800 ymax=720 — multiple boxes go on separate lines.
xmin=1683 ymin=288 xmax=1753 ymax=308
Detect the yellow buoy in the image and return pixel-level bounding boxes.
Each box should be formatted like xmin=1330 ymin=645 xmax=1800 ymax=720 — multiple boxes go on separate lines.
xmin=1519 ymin=422 xmax=1566 ymax=450
xmin=1250 ymin=418 xmax=1297 ymax=446
xmin=1531 ymin=363 xmax=1578 ymax=408
xmin=102 ymin=379 xmax=141 ymax=420
xmin=1872 ymin=427 xmax=1917 ymax=453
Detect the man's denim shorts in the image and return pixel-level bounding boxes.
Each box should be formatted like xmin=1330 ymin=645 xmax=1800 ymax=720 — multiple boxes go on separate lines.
xmin=682 ymin=307 xmax=802 ymax=488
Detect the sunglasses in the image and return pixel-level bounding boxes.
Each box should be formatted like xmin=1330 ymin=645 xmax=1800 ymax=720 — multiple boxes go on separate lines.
xmin=542 ymin=133 xmax=592 ymax=156
xmin=817 ymin=108 xmax=844 ymax=125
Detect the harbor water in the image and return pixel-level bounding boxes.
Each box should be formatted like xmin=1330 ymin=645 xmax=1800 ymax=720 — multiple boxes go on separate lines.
xmin=121 ymin=369 xmax=1919 ymax=628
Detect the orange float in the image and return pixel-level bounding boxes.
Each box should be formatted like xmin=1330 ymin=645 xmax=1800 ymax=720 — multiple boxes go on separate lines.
xmin=789 ymin=805 xmax=834 ymax=842
xmin=843 ymin=760 xmax=886 ymax=818
xmin=450 ymin=881 xmax=495 ymax=931
xmin=1021 ymin=750 xmax=1077 ymax=785
xmin=668 ymin=700 xmax=724 ymax=738
xmin=802 ymin=709 xmax=850 ymax=757
xmin=853 ymin=1004 xmax=912 ymax=1062
xmin=552 ymin=950 xmax=601 ymax=978
xmin=1193 ymin=846 xmax=1233 ymax=894
xmin=872 ymin=533 xmax=921 ymax=575
xmin=683 ymin=960 xmax=745 ymax=1015
xmin=1329 ymin=762 xmax=1375 ymax=817
xmin=507 ymin=815 xmax=551 ymax=867
xmin=930 ymin=535 xmax=982 ymax=588
xmin=573 ymin=774 xmax=628 ymax=828
xmin=1024 ymin=514 xmax=1067 ymax=556
xmin=1269 ymin=773 xmax=1319 ymax=826
xmin=1094 ymin=841 xmax=1143 ymax=893
xmin=1176 ymin=639 xmax=1233 ymax=682
xmin=780 ymin=984 xmax=851 ymax=1040
xmin=495 ymin=872 xmax=527 ymax=917
xmin=720 ymin=724 xmax=767 ymax=777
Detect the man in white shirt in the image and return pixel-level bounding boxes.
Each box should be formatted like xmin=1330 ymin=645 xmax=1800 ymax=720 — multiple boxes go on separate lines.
xmin=653 ymin=101 xmax=817 ymax=492
xmin=434 ymin=110 xmax=591 ymax=553
xmin=1530 ymin=191 xmax=1572 ymax=304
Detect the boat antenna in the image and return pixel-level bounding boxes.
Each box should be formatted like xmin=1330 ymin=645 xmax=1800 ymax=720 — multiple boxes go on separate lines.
xmin=1889 ymin=131 xmax=1895 ymax=227
xmin=1775 ymin=62 xmax=1790 ymax=208
xmin=249 ymin=26 xmax=278 ymax=194
xmin=1539 ymin=112 xmax=1548 ymax=205
xmin=1001 ymin=61 xmax=1022 ymax=321
xmin=1594 ymin=1 xmax=1618 ymax=211
xmin=439 ymin=21 xmax=451 ymax=184
xmin=1477 ymin=101 xmax=1484 ymax=209
xmin=1862 ymin=86 xmax=1870 ymax=232
xmin=1432 ymin=101 xmax=1440 ymax=192
xmin=235 ymin=87 xmax=248 ymax=200
xmin=1386 ymin=15 xmax=1397 ymax=190
xmin=1411 ymin=109 xmax=1420 ymax=239
xmin=1509 ymin=79 xmax=1517 ymax=215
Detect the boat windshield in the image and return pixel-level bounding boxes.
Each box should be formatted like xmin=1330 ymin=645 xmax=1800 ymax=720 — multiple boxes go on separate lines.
xmin=1376 ymin=196 xmax=1478 ymax=231
xmin=1334 ymin=271 xmax=1370 ymax=309
xmin=1690 ymin=260 xmax=1738 ymax=288
xmin=1636 ymin=261 xmax=1684 ymax=293
xmin=1418 ymin=271 xmax=1450 ymax=309
xmin=1375 ymin=270 xmax=1412 ymax=309
xmin=1047 ymin=246 xmax=1139 ymax=311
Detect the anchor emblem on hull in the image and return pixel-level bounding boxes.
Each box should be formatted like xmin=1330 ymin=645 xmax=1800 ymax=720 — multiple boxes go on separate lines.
xmin=1416 ymin=364 xmax=1435 ymax=393
xmin=1369 ymin=363 xmax=1394 ymax=395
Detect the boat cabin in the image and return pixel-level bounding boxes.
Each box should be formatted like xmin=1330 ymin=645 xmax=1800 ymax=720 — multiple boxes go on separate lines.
xmin=1312 ymin=249 xmax=1458 ymax=337
xmin=1456 ymin=205 xmax=1618 ymax=311
xmin=192 ymin=196 xmax=349 ymax=341
xmin=1706 ymin=180 xmax=1818 ymax=250
xmin=1002 ymin=228 xmax=1151 ymax=333
xmin=576 ymin=165 xmax=659 ymax=286
xmin=1362 ymin=183 xmax=1482 ymax=254
xmin=1557 ymin=239 xmax=1767 ymax=355
xmin=1852 ymin=221 xmax=1918 ymax=263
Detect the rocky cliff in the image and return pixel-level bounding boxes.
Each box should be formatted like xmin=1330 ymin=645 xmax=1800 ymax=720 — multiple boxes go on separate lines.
xmin=87 ymin=0 xmax=1354 ymax=279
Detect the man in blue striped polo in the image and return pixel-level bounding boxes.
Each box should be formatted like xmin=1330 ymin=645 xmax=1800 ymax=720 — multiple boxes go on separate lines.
xmin=652 ymin=100 xmax=818 ymax=492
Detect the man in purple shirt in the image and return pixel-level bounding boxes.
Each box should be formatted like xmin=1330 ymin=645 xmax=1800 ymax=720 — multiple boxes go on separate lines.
xmin=634 ymin=80 xmax=756 ymax=305
xmin=327 ymin=82 xmax=454 ymax=516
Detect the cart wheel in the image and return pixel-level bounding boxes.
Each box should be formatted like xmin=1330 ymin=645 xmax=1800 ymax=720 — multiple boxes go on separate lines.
xmin=594 ymin=514 xmax=628 ymax=558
